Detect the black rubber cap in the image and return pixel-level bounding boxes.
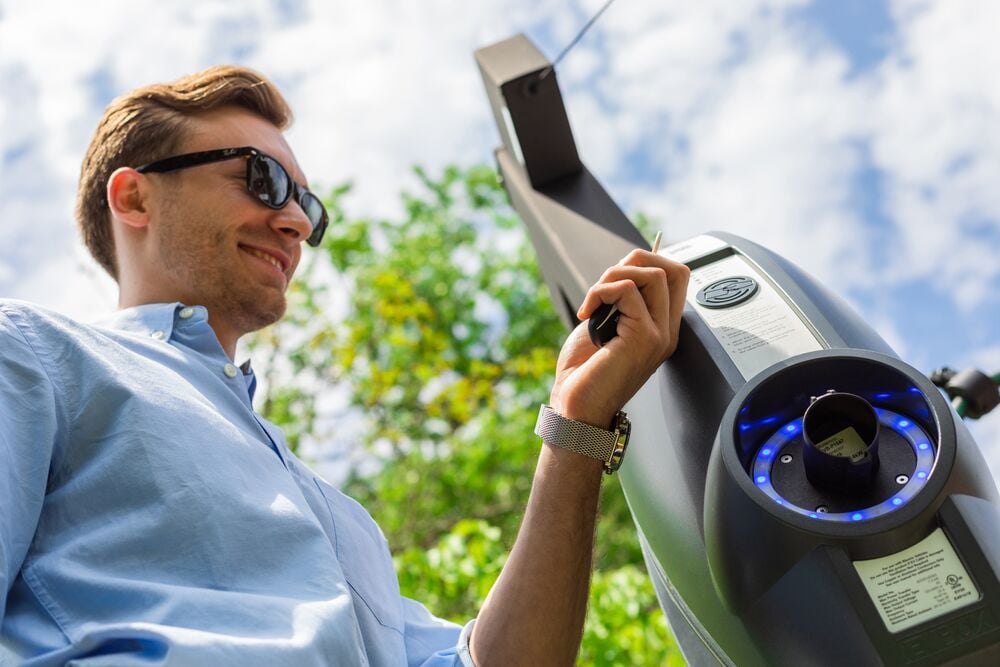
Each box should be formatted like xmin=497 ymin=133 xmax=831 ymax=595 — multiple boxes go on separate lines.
xmin=588 ymin=303 xmax=620 ymax=347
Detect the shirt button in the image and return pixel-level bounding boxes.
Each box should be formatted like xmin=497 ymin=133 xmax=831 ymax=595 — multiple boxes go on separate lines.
xmin=151 ymin=330 xmax=165 ymax=340
xmin=179 ymin=307 xmax=195 ymax=319
xmin=223 ymin=363 xmax=238 ymax=378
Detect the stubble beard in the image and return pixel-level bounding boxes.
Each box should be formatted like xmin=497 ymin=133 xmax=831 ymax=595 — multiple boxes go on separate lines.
xmin=157 ymin=208 xmax=288 ymax=337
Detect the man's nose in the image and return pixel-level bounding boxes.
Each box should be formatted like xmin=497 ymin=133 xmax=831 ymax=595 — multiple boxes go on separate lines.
xmin=271 ymin=200 xmax=314 ymax=242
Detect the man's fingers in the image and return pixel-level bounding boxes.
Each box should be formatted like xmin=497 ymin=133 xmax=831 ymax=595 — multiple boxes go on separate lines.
xmin=577 ymin=280 xmax=650 ymax=330
xmin=614 ymin=250 xmax=691 ymax=355
xmin=577 ymin=262 xmax=687 ymax=323
xmin=578 ymin=266 xmax=668 ymax=323
xmin=577 ymin=249 xmax=691 ymax=357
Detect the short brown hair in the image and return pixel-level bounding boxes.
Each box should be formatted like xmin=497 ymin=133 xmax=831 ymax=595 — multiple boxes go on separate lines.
xmin=76 ymin=65 xmax=293 ymax=279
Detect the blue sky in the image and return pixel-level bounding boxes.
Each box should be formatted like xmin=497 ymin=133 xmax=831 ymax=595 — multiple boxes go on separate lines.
xmin=0 ymin=0 xmax=997 ymax=470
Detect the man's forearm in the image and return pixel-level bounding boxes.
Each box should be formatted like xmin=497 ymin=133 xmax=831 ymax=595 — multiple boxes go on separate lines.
xmin=467 ymin=246 xmax=687 ymax=665
xmin=469 ymin=442 xmax=603 ymax=667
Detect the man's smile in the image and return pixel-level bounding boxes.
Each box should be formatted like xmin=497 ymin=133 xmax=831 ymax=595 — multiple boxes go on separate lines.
xmin=238 ymin=243 xmax=291 ymax=277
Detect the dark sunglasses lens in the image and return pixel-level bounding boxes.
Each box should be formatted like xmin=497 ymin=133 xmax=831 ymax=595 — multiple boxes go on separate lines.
xmin=248 ymin=155 xmax=291 ymax=208
xmin=301 ymin=193 xmax=329 ymax=247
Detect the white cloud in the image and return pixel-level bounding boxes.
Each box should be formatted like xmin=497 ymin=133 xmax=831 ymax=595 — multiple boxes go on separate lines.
xmin=871 ymin=0 xmax=1000 ymax=310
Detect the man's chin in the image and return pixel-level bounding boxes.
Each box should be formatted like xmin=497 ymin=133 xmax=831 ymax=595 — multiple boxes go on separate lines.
xmin=234 ymin=295 xmax=286 ymax=334
xmin=253 ymin=302 xmax=286 ymax=331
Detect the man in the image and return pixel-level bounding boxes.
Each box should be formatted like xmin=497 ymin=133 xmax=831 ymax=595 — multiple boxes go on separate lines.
xmin=0 ymin=66 xmax=688 ymax=666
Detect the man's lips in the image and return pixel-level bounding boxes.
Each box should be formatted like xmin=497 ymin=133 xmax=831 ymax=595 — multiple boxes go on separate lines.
xmin=238 ymin=244 xmax=291 ymax=274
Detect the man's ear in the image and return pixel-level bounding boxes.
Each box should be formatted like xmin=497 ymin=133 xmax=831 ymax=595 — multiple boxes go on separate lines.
xmin=107 ymin=167 xmax=152 ymax=229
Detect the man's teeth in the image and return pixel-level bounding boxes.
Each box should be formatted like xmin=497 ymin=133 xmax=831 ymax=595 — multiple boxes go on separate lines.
xmin=246 ymin=248 xmax=283 ymax=271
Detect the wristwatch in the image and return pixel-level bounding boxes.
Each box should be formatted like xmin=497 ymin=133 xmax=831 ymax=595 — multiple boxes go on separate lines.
xmin=534 ymin=404 xmax=631 ymax=474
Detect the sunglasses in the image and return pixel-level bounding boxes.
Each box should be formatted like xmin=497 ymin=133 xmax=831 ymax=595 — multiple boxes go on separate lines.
xmin=136 ymin=146 xmax=329 ymax=247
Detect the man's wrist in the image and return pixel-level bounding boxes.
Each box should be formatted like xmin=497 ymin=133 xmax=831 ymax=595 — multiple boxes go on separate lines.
xmin=535 ymin=404 xmax=630 ymax=474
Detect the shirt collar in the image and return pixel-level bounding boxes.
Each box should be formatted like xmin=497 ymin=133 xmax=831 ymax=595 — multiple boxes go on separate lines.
xmin=91 ymin=302 xmax=185 ymax=341
xmin=92 ymin=303 xmax=258 ymax=402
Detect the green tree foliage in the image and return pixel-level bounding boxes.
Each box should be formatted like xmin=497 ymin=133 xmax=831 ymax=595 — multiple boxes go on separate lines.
xmin=248 ymin=165 xmax=685 ymax=665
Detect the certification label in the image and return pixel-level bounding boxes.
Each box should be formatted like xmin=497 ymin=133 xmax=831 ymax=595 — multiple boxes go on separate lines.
xmin=854 ymin=528 xmax=980 ymax=633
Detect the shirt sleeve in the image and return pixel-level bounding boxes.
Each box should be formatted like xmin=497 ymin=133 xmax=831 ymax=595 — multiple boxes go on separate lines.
xmin=400 ymin=595 xmax=477 ymax=667
xmin=0 ymin=307 xmax=60 ymax=625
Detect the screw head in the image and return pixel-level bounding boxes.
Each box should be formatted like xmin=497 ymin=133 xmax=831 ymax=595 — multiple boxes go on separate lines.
xmin=816 ymin=505 xmax=829 ymax=513
xmin=780 ymin=454 xmax=793 ymax=464
xmin=896 ymin=474 xmax=909 ymax=485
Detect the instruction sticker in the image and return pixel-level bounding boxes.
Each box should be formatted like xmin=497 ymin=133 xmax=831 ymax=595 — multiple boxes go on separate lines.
xmin=854 ymin=529 xmax=980 ymax=633
xmin=816 ymin=427 xmax=868 ymax=462
xmin=684 ymin=254 xmax=824 ymax=379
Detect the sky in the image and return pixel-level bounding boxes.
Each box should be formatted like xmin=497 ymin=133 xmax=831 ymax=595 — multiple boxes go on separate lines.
xmin=0 ymin=0 xmax=997 ymax=474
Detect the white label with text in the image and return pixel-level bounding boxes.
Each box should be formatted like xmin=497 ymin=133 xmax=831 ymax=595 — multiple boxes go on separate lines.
xmin=682 ymin=254 xmax=823 ymax=379
xmin=854 ymin=528 xmax=980 ymax=633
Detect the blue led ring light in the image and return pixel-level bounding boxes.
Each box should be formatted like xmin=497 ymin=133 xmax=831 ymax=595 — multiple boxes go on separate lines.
xmin=751 ymin=408 xmax=934 ymax=521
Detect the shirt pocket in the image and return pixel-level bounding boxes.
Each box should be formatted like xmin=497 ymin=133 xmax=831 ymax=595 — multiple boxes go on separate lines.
xmin=314 ymin=479 xmax=405 ymax=634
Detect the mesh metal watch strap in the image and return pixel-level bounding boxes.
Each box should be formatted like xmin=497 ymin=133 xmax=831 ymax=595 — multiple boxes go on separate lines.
xmin=534 ymin=404 xmax=617 ymax=464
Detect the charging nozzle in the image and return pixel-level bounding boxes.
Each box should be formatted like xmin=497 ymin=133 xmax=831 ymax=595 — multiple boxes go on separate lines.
xmin=802 ymin=391 xmax=881 ymax=494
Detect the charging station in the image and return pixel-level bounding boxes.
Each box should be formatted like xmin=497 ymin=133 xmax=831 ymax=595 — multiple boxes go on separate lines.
xmin=475 ymin=34 xmax=1000 ymax=666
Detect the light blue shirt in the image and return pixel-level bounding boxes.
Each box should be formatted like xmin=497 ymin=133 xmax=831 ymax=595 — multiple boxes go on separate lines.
xmin=0 ymin=300 xmax=475 ymax=666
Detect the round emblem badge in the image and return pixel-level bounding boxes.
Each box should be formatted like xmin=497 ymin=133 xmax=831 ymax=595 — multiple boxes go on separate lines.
xmin=696 ymin=276 xmax=759 ymax=309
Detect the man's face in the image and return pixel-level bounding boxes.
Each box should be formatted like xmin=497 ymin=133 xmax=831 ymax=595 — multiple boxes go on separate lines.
xmin=147 ymin=107 xmax=314 ymax=337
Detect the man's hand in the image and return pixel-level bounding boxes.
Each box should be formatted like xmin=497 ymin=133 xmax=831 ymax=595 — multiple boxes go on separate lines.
xmin=549 ymin=248 xmax=690 ymax=427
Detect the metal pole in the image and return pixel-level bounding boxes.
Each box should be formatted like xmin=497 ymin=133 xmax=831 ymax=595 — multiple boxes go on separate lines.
xmin=474 ymin=34 xmax=648 ymax=329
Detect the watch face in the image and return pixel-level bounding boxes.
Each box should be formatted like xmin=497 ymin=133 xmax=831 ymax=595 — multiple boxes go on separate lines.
xmin=605 ymin=412 xmax=631 ymax=473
